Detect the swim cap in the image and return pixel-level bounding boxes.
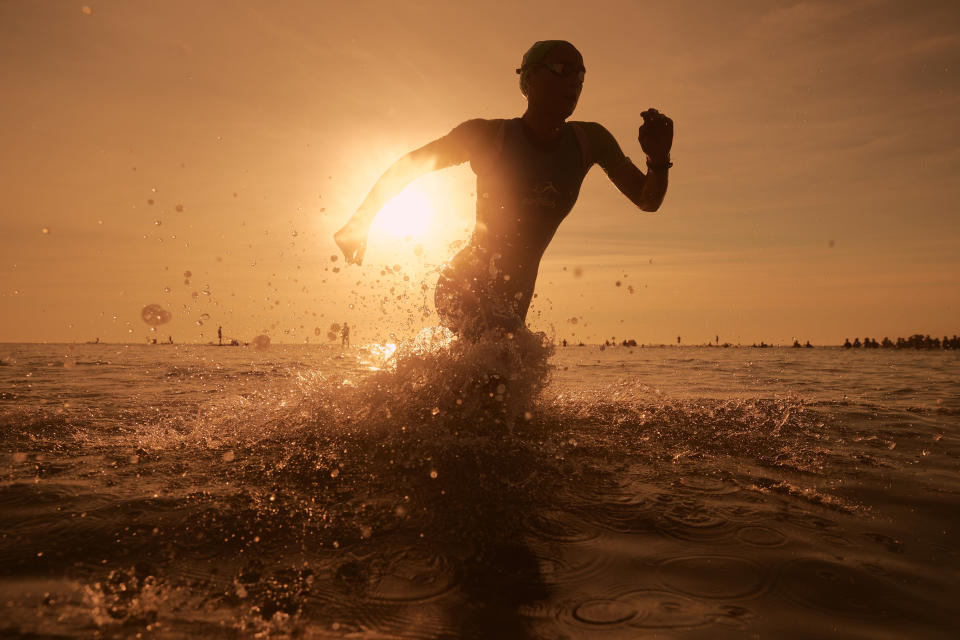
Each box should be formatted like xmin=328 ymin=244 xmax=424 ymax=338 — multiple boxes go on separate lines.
xmin=517 ymin=40 xmax=572 ymax=95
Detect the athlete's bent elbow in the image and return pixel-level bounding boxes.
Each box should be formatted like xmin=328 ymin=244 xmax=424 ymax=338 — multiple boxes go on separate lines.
xmin=637 ymin=199 xmax=664 ymax=213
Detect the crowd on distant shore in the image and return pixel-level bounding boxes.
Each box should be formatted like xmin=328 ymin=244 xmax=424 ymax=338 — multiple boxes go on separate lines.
xmin=843 ymin=334 xmax=959 ymax=350
xmin=553 ymin=334 xmax=959 ymax=349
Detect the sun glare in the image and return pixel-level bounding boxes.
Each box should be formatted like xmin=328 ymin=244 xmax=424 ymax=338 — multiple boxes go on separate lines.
xmin=372 ymin=185 xmax=434 ymax=239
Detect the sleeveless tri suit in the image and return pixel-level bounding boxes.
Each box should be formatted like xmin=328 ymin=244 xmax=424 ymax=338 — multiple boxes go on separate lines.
xmin=430 ymin=118 xmax=633 ymax=338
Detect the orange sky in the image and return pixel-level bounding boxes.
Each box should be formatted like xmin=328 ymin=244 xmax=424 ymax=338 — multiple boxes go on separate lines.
xmin=1 ymin=0 xmax=958 ymax=345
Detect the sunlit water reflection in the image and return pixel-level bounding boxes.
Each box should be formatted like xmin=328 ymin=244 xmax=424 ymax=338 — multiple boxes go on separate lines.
xmin=1 ymin=341 xmax=957 ymax=638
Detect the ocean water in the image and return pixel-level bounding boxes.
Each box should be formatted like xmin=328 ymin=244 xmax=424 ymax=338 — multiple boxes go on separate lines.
xmin=1 ymin=337 xmax=957 ymax=639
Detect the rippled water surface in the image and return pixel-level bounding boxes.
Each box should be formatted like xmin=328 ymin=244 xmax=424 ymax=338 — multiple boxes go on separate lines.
xmin=1 ymin=340 xmax=957 ymax=638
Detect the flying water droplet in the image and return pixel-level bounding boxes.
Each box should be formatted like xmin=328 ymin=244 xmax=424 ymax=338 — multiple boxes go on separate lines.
xmin=141 ymin=304 xmax=172 ymax=326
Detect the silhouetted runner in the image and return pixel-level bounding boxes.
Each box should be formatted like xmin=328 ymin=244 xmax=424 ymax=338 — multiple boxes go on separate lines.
xmin=335 ymin=40 xmax=673 ymax=339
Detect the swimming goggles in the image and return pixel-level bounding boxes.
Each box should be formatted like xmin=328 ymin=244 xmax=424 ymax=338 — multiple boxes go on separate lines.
xmin=516 ymin=62 xmax=586 ymax=82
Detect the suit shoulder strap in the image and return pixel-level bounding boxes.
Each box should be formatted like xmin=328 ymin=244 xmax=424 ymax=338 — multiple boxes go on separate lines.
xmin=493 ymin=119 xmax=509 ymax=155
xmin=569 ymin=122 xmax=592 ymax=173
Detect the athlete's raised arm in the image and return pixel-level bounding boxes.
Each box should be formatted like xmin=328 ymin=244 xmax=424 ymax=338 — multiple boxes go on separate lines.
xmin=334 ymin=120 xmax=490 ymax=265
xmin=605 ymin=108 xmax=674 ymax=212
xmin=332 ymin=139 xmax=445 ymax=265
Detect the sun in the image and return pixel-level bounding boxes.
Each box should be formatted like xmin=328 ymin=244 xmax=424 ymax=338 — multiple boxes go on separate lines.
xmin=371 ymin=185 xmax=434 ymax=239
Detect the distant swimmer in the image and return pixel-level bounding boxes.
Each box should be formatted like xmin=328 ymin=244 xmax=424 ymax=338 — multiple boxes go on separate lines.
xmin=335 ymin=40 xmax=673 ymax=339
xmin=341 ymin=322 xmax=350 ymax=349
